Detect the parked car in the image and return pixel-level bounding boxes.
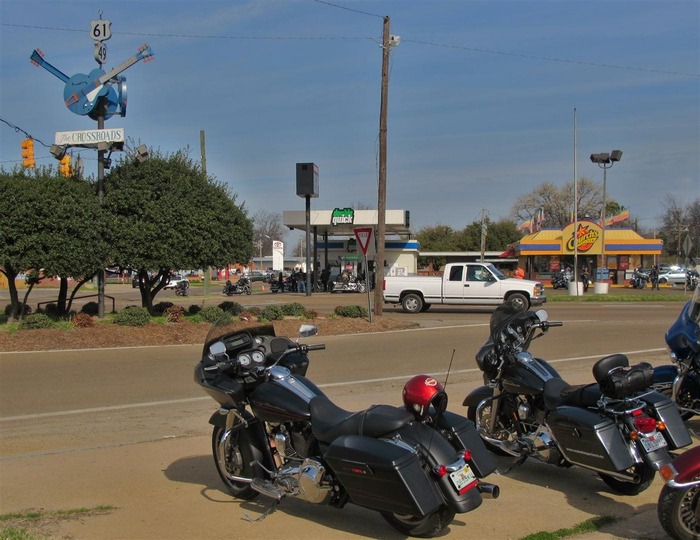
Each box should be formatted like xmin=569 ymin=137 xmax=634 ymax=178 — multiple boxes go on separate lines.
xmin=164 ymin=275 xmax=189 ymax=289
xmin=658 ymin=269 xmax=688 ymax=285
xmin=246 ymin=271 xmax=266 ymax=282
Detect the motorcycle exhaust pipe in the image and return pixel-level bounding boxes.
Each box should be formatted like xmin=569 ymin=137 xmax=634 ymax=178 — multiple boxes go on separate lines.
xmin=477 ymin=482 xmax=500 ymax=499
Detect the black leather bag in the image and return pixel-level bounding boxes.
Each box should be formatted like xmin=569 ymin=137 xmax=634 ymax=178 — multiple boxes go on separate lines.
xmin=599 ymin=362 xmax=654 ymax=399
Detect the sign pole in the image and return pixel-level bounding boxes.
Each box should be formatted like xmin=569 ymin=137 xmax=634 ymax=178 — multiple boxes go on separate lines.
xmin=354 ymin=227 xmax=373 ymax=323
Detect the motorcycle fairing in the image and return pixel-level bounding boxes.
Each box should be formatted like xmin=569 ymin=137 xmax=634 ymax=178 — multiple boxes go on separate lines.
xmin=324 ymin=434 xmax=445 ymax=516
xmin=665 ymin=299 xmax=700 ymax=360
xmin=638 ymin=391 xmax=693 ymax=449
xmin=546 ymin=406 xmax=635 ymax=472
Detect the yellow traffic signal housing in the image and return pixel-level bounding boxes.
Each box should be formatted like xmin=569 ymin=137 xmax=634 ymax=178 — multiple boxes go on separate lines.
xmin=21 ymin=138 xmax=35 ymax=168
xmin=59 ymin=155 xmax=72 ymax=177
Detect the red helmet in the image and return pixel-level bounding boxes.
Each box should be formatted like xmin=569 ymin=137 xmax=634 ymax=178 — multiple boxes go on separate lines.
xmin=402 ymin=375 xmax=448 ymax=419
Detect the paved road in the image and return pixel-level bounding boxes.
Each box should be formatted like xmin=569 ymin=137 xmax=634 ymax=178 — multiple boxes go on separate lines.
xmin=1 ymin=301 xmax=697 ymax=539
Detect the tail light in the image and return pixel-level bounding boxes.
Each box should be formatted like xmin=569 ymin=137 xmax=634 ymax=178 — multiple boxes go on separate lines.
xmin=633 ymin=415 xmax=657 ymax=433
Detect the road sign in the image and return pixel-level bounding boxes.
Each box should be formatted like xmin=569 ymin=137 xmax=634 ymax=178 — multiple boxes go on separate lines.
xmin=91 ymin=19 xmax=112 ymax=42
xmin=683 ymin=235 xmax=693 ymax=256
xmin=55 ymin=128 xmax=125 ymax=146
xmin=354 ymin=227 xmax=373 ymax=256
xmin=94 ymin=42 xmax=107 ymax=65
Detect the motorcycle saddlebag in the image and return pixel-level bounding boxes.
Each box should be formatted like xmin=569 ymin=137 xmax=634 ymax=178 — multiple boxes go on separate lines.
xmin=639 ymin=391 xmax=693 ymax=449
xmin=547 ymin=406 xmax=635 ymax=472
xmin=436 ymin=411 xmax=497 ymax=478
xmin=325 ymin=434 xmax=443 ymax=517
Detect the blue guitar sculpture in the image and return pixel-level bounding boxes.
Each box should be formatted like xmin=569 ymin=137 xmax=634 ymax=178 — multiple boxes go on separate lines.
xmin=30 ymin=44 xmax=153 ymax=119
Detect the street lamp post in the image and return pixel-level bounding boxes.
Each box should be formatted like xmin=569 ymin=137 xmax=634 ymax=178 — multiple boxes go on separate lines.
xmin=590 ymin=150 xmax=622 ymax=271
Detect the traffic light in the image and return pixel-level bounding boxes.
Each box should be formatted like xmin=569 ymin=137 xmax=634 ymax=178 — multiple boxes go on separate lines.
xmin=59 ymin=155 xmax=72 ymax=177
xmin=21 ymin=138 xmax=35 ymax=168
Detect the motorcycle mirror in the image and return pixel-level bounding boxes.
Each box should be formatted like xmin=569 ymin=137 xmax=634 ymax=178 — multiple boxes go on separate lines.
xmin=535 ymin=310 xmax=548 ymax=322
xmin=209 ymin=341 xmax=226 ymax=356
xmin=299 ymin=325 xmax=319 ymax=338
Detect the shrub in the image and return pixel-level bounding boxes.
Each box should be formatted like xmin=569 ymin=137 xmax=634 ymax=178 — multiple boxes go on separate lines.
xmin=187 ymin=304 xmax=202 ymax=315
xmin=73 ymin=312 xmax=95 ymax=328
xmin=247 ymin=306 xmax=262 ymax=317
xmin=200 ymin=306 xmax=233 ymax=325
xmin=164 ymin=305 xmax=185 ymax=323
xmin=218 ymin=301 xmax=243 ymax=315
xmin=42 ymin=303 xmax=59 ymax=316
xmin=261 ymin=305 xmax=285 ymax=321
xmin=302 ymin=309 xmax=318 ymax=320
xmin=153 ymin=301 xmax=175 ymax=315
xmin=239 ymin=311 xmax=257 ymax=321
xmin=334 ymin=305 xmax=368 ymax=318
xmin=114 ymin=306 xmax=151 ymax=327
xmin=81 ymin=302 xmax=99 ymax=316
xmin=18 ymin=313 xmax=54 ymax=330
xmin=5 ymin=304 xmax=32 ymax=317
xmin=281 ymin=302 xmax=306 ymax=316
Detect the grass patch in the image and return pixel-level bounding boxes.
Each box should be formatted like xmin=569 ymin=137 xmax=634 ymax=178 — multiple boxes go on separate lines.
xmin=0 ymin=506 xmax=116 ymax=540
xmin=549 ymin=293 xmax=689 ymax=302
xmin=520 ymin=515 xmax=618 ymax=540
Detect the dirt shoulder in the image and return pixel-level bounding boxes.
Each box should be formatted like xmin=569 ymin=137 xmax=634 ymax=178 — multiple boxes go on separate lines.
xmin=0 ymin=316 xmax=417 ymax=352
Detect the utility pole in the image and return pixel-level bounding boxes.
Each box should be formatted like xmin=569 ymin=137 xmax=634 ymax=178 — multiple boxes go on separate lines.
xmin=480 ymin=209 xmax=487 ymax=262
xmin=373 ymin=15 xmax=390 ymax=318
xmin=201 ymin=129 xmax=211 ymax=297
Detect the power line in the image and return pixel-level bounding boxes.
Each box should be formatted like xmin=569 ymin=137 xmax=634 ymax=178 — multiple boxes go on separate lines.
xmin=2 ymin=23 xmax=697 ymax=77
xmin=0 ymin=117 xmax=51 ymax=147
xmin=312 ymin=0 xmax=384 ymax=19
xmin=402 ymin=38 xmax=700 ymax=78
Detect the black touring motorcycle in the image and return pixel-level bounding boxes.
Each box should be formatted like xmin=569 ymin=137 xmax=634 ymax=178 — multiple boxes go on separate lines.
xmin=195 ymin=323 xmax=500 ymax=538
xmin=463 ymin=305 xmax=692 ymax=495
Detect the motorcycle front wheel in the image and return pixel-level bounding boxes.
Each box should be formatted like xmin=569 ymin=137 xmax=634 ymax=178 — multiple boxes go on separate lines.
xmin=381 ymin=506 xmax=455 ymax=538
xmin=212 ymin=425 xmax=259 ymax=500
xmin=658 ymin=483 xmax=700 ymax=540
xmin=598 ymin=463 xmax=655 ymax=495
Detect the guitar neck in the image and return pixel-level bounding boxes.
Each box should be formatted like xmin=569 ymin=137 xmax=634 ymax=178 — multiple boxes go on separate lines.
xmin=30 ymin=50 xmax=69 ymax=83
xmin=97 ymin=55 xmax=140 ymax=86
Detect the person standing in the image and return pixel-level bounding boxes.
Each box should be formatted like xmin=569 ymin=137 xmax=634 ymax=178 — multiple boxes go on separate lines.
xmin=581 ymin=267 xmax=590 ymax=293
xmin=650 ymin=265 xmax=660 ymax=290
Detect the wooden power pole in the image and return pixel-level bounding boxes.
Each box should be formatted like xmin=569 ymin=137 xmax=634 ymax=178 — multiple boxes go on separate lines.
xmin=373 ymin=15 xmax=390 ymax=318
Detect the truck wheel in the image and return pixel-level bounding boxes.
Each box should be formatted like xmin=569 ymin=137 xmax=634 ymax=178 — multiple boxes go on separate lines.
xmin=507 ymin=293 xmax=528 ymax=311
xmin=401 ymin=293 xmax=423 ymax=313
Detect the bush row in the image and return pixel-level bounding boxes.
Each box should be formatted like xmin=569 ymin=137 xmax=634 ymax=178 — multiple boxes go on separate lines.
xmin=4 ymin=302 xmax=361 ymax=329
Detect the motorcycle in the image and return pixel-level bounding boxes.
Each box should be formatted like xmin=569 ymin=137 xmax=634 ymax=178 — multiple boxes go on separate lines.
xmin=463 ymin=305 xmax=692 ymax=495
xmin=657 ymin=445 xmax=700 ymax=540
xmin=687 ymin=270 xmax=699 ymax=291
xmin=195 ymin=323 xmax=500 ymax=537
xmin=174 ymin=281 xmax=190 ymax=297
xmin=223 ymin=277 xmax=252 ymax=296
xmin=630 ymin=269 xmax=650 ymax=289
xmin=550 ymin=271 xmax=570 ymax=290
xmin=270 ymin=280 xmax=293 ymax=293
xmin=330 ymin=275 xmax=367 ymax=293
xmin=653 ymin=286 xmax=700 ymax=420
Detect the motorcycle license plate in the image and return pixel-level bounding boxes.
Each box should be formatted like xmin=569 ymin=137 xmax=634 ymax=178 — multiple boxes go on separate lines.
xmin=640 ymin=431 xmax=667 ymax=453
xmin=449 ymin=463 xmax=477 ymax=493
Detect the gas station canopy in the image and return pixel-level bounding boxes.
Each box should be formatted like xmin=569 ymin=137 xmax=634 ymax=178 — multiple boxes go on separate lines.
xmin=283 ymin=209 xmax=412 ymax=238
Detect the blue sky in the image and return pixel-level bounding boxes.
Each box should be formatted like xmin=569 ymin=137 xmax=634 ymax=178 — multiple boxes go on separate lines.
xmin=2 ymin=0 xmax=698 ymax=247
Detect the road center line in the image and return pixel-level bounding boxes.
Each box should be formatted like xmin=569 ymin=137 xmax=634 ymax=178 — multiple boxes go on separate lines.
xmin=0 ymin=347 xmax=667 ymax=422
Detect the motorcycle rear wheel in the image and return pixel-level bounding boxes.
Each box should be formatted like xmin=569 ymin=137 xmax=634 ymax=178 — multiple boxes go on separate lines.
xmin=658 ymin=483 xmax=700 ymax=540
xmin=598 ymin=463 xmax=655 ymax=495
xmin=381 ymin=506 xmax=455 ymax=538
xmin=211 ymin=425 xmax=259 ymax=500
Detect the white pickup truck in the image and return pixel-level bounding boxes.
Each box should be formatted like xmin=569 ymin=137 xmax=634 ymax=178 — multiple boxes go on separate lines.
xmin=383 ymin=262 xmax=546 ymax=313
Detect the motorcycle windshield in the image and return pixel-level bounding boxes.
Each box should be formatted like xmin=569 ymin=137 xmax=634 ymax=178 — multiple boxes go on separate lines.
xmin=489 ymin=304 xmax=536 ymax=353
xmin=202 ymin=322 xmax=276 ymax=358
xmin=665 ymin=287 xmax=700 ymax=358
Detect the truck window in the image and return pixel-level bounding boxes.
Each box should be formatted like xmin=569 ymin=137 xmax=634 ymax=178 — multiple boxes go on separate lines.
xmin=467 ymin=265 xmax=490 ymax=282
xmin=448 ymin=265 xmax=463 ymax=281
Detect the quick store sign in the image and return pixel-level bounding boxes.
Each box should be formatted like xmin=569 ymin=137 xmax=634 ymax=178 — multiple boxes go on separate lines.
xmin=331 ymin=208 xmax=354 ymax=226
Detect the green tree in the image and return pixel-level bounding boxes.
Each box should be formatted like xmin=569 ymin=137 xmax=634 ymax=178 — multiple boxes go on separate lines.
xmin=104 ymin=149 xmax=253 ymax=313
xmin=0 ymin=168 xmax=109 ymax=318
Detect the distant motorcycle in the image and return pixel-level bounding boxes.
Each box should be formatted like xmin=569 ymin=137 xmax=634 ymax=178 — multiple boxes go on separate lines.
xmin=652 ymin=286 xmax=700 ymax=420
xmin=270 ymin=280 xmax=293 ymax=293
xmin=686 ymin=270 xmax=699 ymax=290
xmin=330 ymin=274 xmax=366 ymax=294
xmin=223 ymin=277 xmax=252 ymax=296
xmin=550 ymin=271 xmax=570 ymax=290
xmin=657 ymin=445 xmax=700 ymax=540
xmin=175 ymin=281 xmax=190 ymax=297
xmin=630 ymin=269 xmax=650 ymax=289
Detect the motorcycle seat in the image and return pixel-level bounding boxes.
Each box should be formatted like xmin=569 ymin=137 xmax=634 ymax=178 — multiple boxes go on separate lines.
xmin=309 ymin=395 xmax=413 ymax=444
xmin=543 ymin=378 xmax=602 ymax=410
